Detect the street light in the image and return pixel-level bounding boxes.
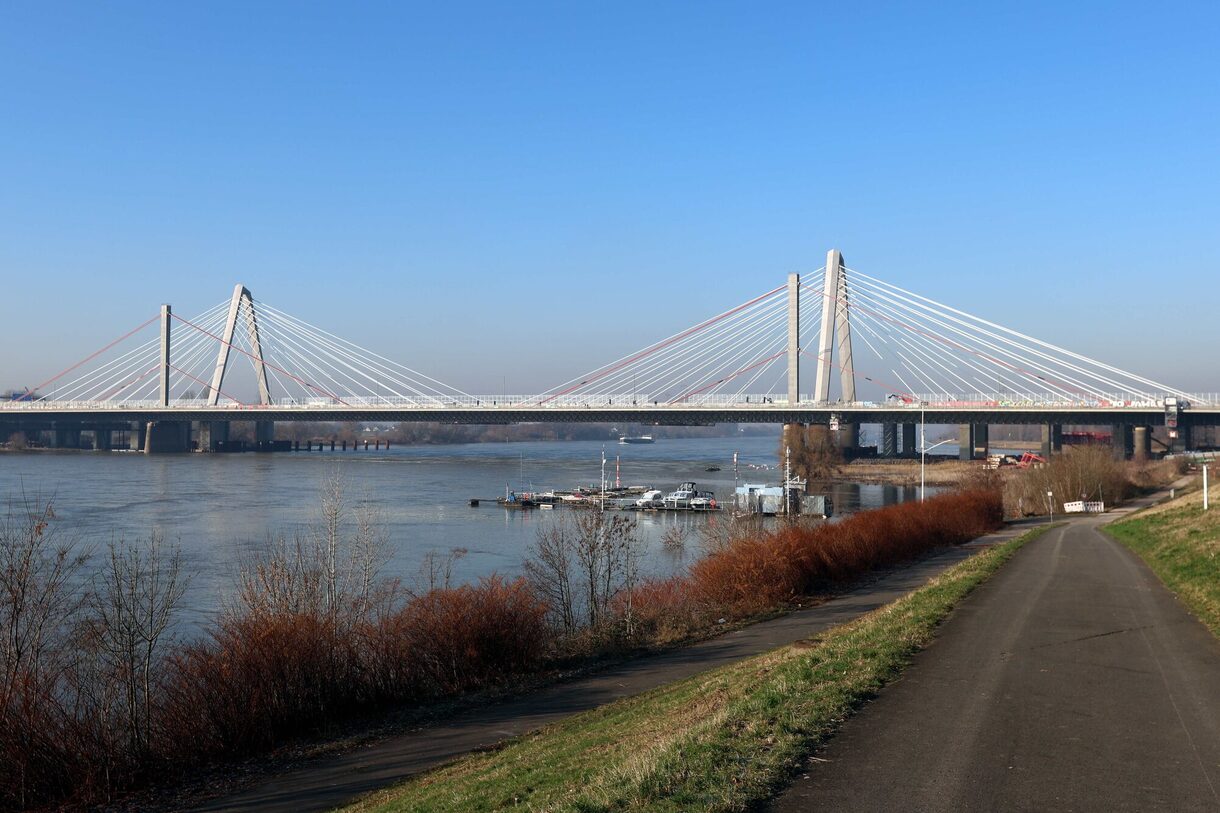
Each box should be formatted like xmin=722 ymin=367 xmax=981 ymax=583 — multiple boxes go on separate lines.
xmin=920 ymin=438 xmax=953 ymax=501
xmin=918 ymin=403 xmax=954 ymax=502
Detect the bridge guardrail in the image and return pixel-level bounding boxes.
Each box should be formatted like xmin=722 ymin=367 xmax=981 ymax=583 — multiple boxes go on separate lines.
xmin=2 ymin=392 xmax=1217 ymax=411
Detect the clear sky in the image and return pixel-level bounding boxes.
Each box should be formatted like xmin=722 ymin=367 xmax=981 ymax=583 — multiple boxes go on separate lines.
xmin=2 ymin=1 xmax=1218 ymax=395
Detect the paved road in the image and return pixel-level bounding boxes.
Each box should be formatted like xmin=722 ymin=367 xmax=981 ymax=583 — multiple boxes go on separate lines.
xmin=772 ymin=509 xmax=1220 ymax=812
xmin=191 ymin=523 xmax=1036 ymax=813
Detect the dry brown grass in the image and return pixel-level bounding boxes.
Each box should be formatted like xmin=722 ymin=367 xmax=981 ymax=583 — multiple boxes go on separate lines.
xmin=836 ymin=459 xmax=986 ymax=486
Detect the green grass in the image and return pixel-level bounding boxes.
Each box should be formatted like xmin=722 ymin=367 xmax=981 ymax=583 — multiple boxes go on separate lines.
xmin=1106 ymin=490 xmax=1220 ymax=638
xmin=342 ymin=525 xmax=1051 ymax=813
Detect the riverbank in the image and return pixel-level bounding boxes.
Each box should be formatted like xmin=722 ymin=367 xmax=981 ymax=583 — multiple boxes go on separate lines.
xmin=339 ymin=524 xmax=1050 ymax=813
xmin=179 ymin=489 xmax=1002 ymax=813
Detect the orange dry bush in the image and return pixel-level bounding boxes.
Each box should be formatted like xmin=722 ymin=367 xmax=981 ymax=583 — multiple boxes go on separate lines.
xmin=612 ymin=577 xmax=703 ymax=644
xmin=161 ymin=612 xmax=361 ymax=759
xmin=160 ymin=576 xmax=548 ymax=764
xmin=386 ymin=575 xmax=549 ymax=695
xmin=686 ymin=488 xmax=1003 ymax=617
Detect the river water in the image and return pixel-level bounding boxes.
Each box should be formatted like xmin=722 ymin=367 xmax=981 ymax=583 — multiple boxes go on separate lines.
xmin=0 ymin=436 xmax=929 ymax=625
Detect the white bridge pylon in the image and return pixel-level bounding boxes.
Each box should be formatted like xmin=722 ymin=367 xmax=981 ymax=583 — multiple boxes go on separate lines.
xmin=529 ymin=249 xmax=1202 ymax=409
xmin=8 ymin=256 xmax=1208 ymax=411
xmin=22 ymin=285 xmax=474 ymax=408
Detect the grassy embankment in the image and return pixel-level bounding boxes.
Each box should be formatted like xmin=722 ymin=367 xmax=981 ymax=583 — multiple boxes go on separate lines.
xmin=345 ymin=524 xmax=1051 ymax=813
xmin=1105 ymin=487 xmax=1220 ymax=637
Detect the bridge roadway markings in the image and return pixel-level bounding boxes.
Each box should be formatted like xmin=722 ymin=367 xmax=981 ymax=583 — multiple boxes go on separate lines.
xmin=187 ymin=523 xmax=1039 ymax=813
xmin=768 ymin=497 xmax=1220 ymax=812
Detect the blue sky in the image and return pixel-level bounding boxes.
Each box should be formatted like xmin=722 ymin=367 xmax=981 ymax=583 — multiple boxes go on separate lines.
xmin=2 ymin=1 xmax=1218 ymax=395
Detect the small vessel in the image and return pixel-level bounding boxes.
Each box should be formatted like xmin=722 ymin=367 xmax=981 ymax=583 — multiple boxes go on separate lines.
xmin=634 ymin=489 xmax=665 ymax=509
xmin=661 ymin=482 xmax=718 ymax=510
xmin=618 ymin=434 xmax=654 ymax=444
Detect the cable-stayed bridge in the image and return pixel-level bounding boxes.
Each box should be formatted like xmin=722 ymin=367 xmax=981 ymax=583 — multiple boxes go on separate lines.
xmin=3 ymin=250 xmax=1216 ymax=456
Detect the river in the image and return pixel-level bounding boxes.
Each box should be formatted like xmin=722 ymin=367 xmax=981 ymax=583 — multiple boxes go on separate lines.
xmin=0 ymin=435 xmax=931 ymax=626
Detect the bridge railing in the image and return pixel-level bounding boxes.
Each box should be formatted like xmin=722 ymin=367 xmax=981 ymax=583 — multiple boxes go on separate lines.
xmin=2 ymin=392 xmax=1216 ymax=411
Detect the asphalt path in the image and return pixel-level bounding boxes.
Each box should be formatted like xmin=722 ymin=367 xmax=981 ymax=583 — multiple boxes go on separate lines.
xmin=190 ymin=523 xmax=1038 ymax=812
xmin=772 ymin=503 xmax=1220 ymax=812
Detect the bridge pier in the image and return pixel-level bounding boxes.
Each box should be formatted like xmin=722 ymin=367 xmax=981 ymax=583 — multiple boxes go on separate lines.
xmin=902 ymin=423 xmax=917 ymax=457
xmin=1132 ymin=426 xmax=1151 ymax=461
xmin=958 ymin=424 xmax=989 ymax=460
xmin=1172 ymin=424 xmax=1194 ymax=455
xmin=881 ymin=423 xmax=898 ymax=457
xmin=51 ymin=423 xmax=82 ymax=450
xmin=144 ymin=421 xmax=190 ymax=454
xmin=91 ymin=427 xmax=113 ymax=451
xmin=1111 ymin=423 xmax=1133 ymax=460
xmin=1040 ymin=423 xmax=1063 ymax=459
xmin=255 ymin=421 xmax=275 ymax=447
xmin=196 ymin=421 xmax=230 ymax=452
xmin=836 ymin=422 xmax=859 ymax=454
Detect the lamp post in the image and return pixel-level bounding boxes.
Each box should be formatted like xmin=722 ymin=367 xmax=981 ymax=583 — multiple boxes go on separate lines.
xmin=919 ymin=435 xmax=953 ymax=502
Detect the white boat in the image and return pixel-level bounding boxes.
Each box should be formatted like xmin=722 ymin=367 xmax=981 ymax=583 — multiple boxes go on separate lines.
xmin=619 ymin=435 xmax=654 ymax=444
xmin=634 ymin=489 xmax=664 ymax=508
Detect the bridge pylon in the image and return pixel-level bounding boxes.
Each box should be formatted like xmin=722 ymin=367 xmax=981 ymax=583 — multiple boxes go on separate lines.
xmin=811 ymin=249 xmax=858 ymax=449
xmin=208 ymin=284 xmax=272 ymax=406
xmin=812 ymin=249 xmax=856 ymax=405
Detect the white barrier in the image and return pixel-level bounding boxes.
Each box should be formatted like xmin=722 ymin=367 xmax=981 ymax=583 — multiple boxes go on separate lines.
xmin=1063 ymin=500 xmax=1106 ymax=514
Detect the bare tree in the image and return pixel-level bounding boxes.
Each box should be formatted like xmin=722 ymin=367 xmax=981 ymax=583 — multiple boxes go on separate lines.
xmin=0 ymin=495 xmax=88 ymax=810
xmin=235 ymin=464 xmax=392 ymax=626
xmin=0 ymin=497 xmax=86 ymax=730
xmin=91 ymin=534 xmax=187 ymax=754
xmin=527 ymin=512 xmax=639 ymax=632
xmin=524 ymin=520 xmax=576 ymax=630
xmin=414 ymin=547 xmax=467 ymax=594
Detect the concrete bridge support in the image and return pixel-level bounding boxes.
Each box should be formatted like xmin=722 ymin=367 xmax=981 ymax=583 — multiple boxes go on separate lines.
xmin=196 ymin=421 xmax=230 ymax=452
xmin=1040 ymin=424 xmax=1063 ymax=460
xmin=52 ymin=423 xmax=82 ymax=449
xmin=255 ymin=421 xmax=275 ymax=445
xmin=129 ymin=422 xmax=147 ymax=451
xmin=881 ymin=423 xmax=898 ymax=457
xmin=1173 ymin=424 xmax=1194 ymax=455
xmin=1111 ymin=424 xmax=1134 ymax=460
xmin=1132 ymin=426 xmax=1151 ymax=461
xmin=902 ymin=423 xmax=917 ymax=457
xmin=144 ymin=421 xmax=190 ymax=454
xmin=836 ymin=422 xmax=860 ymax=453
xmin=958 ymin=424 xmax=989 ymax=460
xmin=92 ymin=428 xmax=113 ymax=451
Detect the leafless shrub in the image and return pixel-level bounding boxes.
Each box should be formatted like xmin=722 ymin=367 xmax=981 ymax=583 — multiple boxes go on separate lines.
xmin=90 ymin=534 xmax=186 ymax=756
xmin=414 ymin=547 xmax=468 ymax=594
xmin=0 ymin=496 xmax=88 ymax=810
xmin=1006 ymin=446 xmax=1130 ymax=516
xmin=235 ymin=464 xmax=394 ymax=625
xmin=660 ymin=524 xmax=689 ymax=552
xmin=524 ymin=511 xmax=640 ymax=634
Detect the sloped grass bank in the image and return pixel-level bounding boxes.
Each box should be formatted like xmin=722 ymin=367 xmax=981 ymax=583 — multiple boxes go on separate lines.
xmin=1106 ymin=490 xmax=1220 ymax=638
xmin=345 ymin=526 xmax=1050 ymax=813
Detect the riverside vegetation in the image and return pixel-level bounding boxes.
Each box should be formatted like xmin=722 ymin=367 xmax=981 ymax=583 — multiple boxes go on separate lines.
xmin=3 ymin=469 xmax=1001 ymax=811
xmin=344 ymin=525 xmax=1053 ymax=812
